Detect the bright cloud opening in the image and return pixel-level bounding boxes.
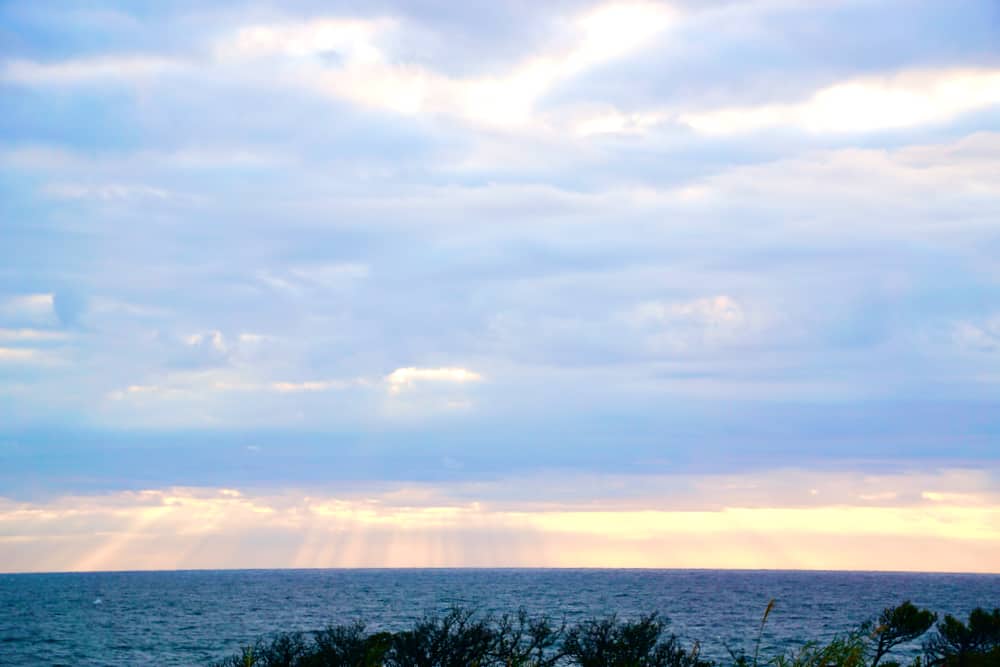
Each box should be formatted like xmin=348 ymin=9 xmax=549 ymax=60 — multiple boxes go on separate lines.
xmin=212 ymin=2 xmax=675 ymax=127
xmin=681 ymin=68 xmax=1000 ymax=135
xmin=386 ymin=367 xmax=483 ymax=393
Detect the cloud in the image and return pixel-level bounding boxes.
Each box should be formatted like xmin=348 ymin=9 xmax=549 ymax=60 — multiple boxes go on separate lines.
xmin=626 ymin=295 xmax=761 ymax=354
xmin=630 ymin=295 xmax=745 ymax=328
xmin=215 ymin=17 xmax=393 ymax=62
xmin=270 ymin=379 xmax=361 ymax=392
xmin=285 ymin=263 xmax=371 ymax=291
xmin=0 ymin=329 xmax=69 ymax=342
xmin=573 ymin=109 xmax=668 ymax=136
xmin=107 ymin=384 xmax=173 ymax=400
xmin=3 ymin=0 xmax=1000 ymax=549
xmin=168 ymin=331 xmax=230 ymax=369
xmin=1 ymin=468 xmax=997 ymax=572
xmin=0 ymin=294 xmax=56 ymax=326
xmin=2 ymin=55 xmax=183 ymax=85
xmin=953 ymin=315 xmax=1000 ymax=352
xmin=107 ymin=372 xmax=369 ymax=404
xmin=680 ymin=68 xmax=1000 ymax=135
xmin=213 ymin=2 xmax=676 ymax=127
xmin=664 ymin=131 xmax=1000 ymax=233
xmin=0 ymin=347 xmax=47 ymax=363
xmin=386 ymin=367 xmax=483 ymax=393
xmin=43 ymin=183 xmax=171 ymax=201
xmin=1 ymin=145 xmax=284 ymax=173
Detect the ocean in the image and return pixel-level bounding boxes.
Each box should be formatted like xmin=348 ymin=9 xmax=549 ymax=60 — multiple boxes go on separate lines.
xmin=1 ymin=569 xmax=998 ymax=666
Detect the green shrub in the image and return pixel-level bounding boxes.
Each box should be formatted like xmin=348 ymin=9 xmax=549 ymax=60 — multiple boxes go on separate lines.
xmin=770 ymin=632 xmax=868 ymax=667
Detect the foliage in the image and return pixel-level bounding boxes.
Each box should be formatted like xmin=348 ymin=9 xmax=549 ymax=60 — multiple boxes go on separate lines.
xmin=726 ymin=598 xmax=774 ymax=667
xmin=870 ymin=601 xmax=937 ymax=667
xmin=492 ymin=608 xmax=566 ymax=667
xmin=770 ymin=632 xmax=869 ymax=667
xmin=209 ymin=602 xmax=1000 ymax=667
xmin=924 ymin=607 xmax=1000 ymax=667
xmin=384 ymin=607 xmax=496 ymax=667
xmin=562 ymin=613 xmax=710 ymax=667
xmin=307 ymin=622 xmax=390 ymax=667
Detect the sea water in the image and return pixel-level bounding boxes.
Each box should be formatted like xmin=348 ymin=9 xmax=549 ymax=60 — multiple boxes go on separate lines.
xmin=1 ymin=569 xmax=998 ymax=666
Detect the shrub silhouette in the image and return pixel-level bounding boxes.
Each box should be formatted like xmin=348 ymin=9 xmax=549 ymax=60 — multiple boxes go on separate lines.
xmin=869 ymin=601 xmax=937 ymax=667
xmin=259 ymin=632 xmax=310 ymax=667
xmin=210 ymin=602 xmax=1000 ymax=667
xmin=213 ymin=634 xmax=310 ymax=667
xmin=385 ymin=607 xmax=496 ymax=667
xmin=562 ymin=613 xmax=710 ymax=667
xmin=492 ymin=608 xmax=565 ymax=667
xmin=924 ymin=607 xmax=1000 ymax=667
xmin=770 ymin=632 xmax=868 ymax=667
xmin=307 ymin=621 xmax=390 ymax=666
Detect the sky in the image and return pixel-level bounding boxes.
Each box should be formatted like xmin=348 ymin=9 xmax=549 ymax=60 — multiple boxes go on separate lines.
xmin=1 ymin=0 xmax=999 ymax=573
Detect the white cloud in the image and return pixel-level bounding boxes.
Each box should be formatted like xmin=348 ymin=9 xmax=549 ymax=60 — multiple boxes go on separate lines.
xmin=665 ymin=132 xmax=1000 ymax=236
xmin=288 ymin=262 xmax=370 ymax=287
xmin=632 ymin=295 xmax=745 ymax=327
xmin=1 ymin=145 xmax=283 ymax=173
xmin=575 ymin=69 xmax=1000 ymax=139
xmin=253 ymin=264 xmax=369 ymax=300
xmin=953 ymin=316 xmax=1000 ymax=352
xmin=0 ymin=347 xmax=45 ymax=363
xmin=681 ymin=68 xmax=1000 ymax=135
xmin=215 ymin=2 xmax=675 ymax=127
xmin=88 ymin=297 xmax=170 ymax=319
xmin=386 ymin=366 xmax=483 ymax=393
xmin=270 ymin=379 xmax=358 ymax=393
xmin=2 ymin=55 xmax=182 ymax=85
xmin=0 ymin=146 xmax=79 ymax=169
xmin=573 ymin=108 xmax=668 ymax=136
xmin=108 ymin=384 xmax=183 ymax=400
xmin=216 ymin=18 xmax=392 ymax=62
xmin=0 ymin=328 xmax=68 ymax=342
xmin=108 ymin=371 xmax=368 ymax=402
xmin=43 ymin=183 xmax=170 ymax=201
xmin=0 ymin=294 xmax=55 ymax=324
xmin=575 ymin=2 xmax=676 ymax=65
xmin=236 ymin=333 xmax=273 ymax=345
xmin=627 ymin=295 xmax=756 ymax=353
xmin=183 ymin=330 xmax=227 ymax=352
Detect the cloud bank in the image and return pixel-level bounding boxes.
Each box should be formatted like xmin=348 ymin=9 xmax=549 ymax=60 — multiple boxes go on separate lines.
xmin=1 ymin=0 xmax=999 ymax=571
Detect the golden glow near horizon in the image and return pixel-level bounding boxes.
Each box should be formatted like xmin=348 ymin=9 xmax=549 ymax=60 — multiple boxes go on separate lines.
xmin=5 ymin=0 xmax=1000 ymax=591
xmin=2 ymin=470 xmax=997 ymax=574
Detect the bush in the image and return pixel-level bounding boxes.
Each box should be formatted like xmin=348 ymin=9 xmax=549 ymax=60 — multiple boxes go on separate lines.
xmin=493 ymin=608 xmax=565 ymax=667
xmin=870 ymin=601 xmax=937 ymax=667
xmin=385 ymin=608 xmax=496 ymax=667
xmin=210 ymin=602 xmax=1000 ymax=667
xmin=924 ymin=608 xmax=1000 ymax=667
xmin=770 ymin=632 xmax=868 ymax=667
xmin=306 ymin=622 xmax=390 ymax=667
xmin=562 ymin=613 xmax=710 ymax=667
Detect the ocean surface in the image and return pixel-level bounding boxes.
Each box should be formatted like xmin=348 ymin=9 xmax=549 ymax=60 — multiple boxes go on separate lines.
xmin=1 ymin=569 xmax=998 ymax=666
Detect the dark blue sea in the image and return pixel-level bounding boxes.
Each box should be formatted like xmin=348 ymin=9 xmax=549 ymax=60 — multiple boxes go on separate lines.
xmin=1 ymin=569 xmax=998 ymax=666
